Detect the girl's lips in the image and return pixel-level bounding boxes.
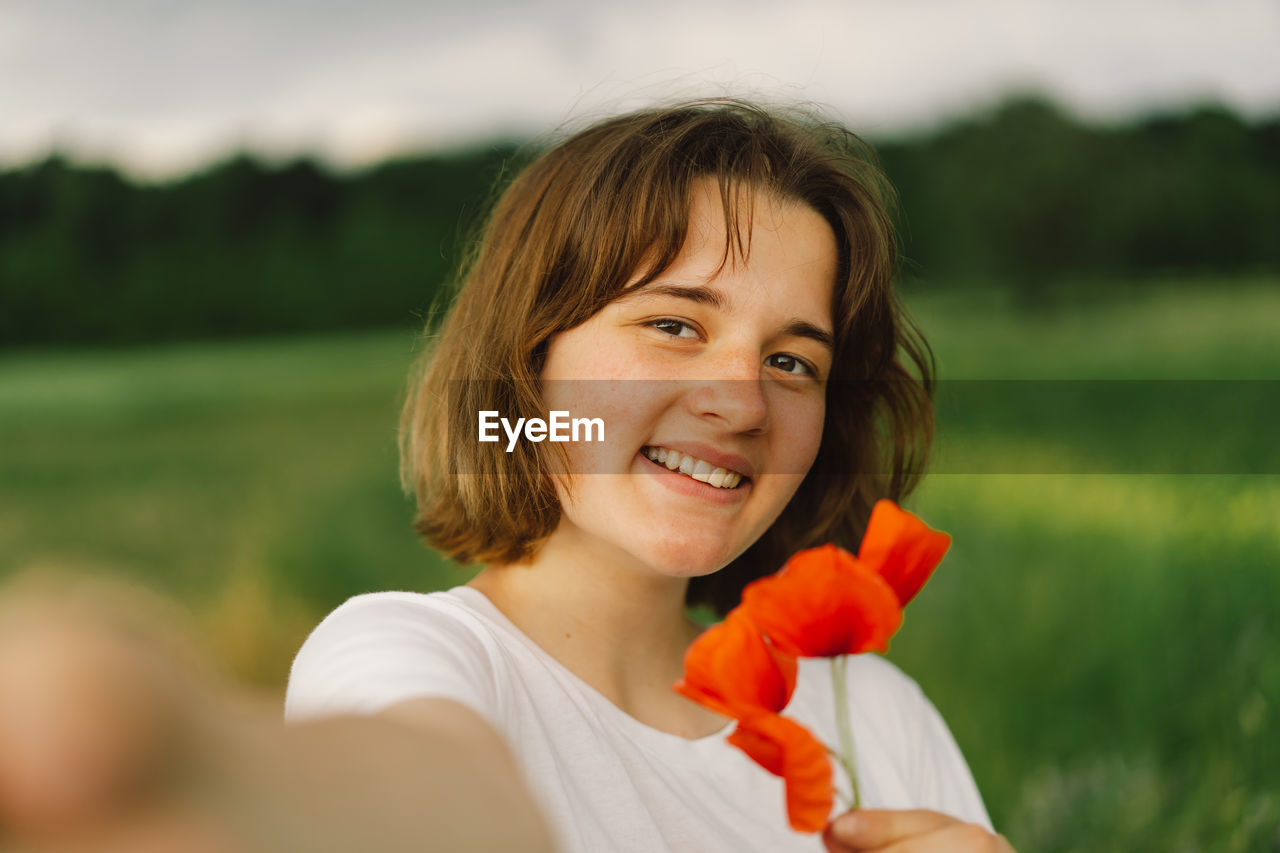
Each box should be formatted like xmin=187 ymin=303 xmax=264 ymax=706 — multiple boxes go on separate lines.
xmin=636 ymin=450 xmax=752 ymax=505
xmin=645 ymin=442 xmax=755 ymax=480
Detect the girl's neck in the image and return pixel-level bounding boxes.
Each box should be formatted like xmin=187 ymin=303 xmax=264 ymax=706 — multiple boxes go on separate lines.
xmin=465 ymin=526 xmax=723 ymax=738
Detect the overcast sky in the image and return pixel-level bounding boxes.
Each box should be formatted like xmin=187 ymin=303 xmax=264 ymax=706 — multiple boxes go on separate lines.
xmin=2 ymin=0 xmax=1277 ymax=178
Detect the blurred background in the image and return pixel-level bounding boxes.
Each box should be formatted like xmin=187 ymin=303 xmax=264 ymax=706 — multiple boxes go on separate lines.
xmin=1 ymin=0 xmax=1277 ymax=849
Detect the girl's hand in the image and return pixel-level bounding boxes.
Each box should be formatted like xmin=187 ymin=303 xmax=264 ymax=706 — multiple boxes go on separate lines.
xmin=0 ymin=573 xmax=257 ymax=852
xmin=822 ymin=809 xmax=1016 ymax=853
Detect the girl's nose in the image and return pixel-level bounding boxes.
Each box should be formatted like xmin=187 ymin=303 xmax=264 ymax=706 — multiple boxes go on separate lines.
xmin=683 ymin=353 xmax=770 ymax=434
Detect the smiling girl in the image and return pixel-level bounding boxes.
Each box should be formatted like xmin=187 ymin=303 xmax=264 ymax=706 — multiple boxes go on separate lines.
xmin=284 ymin=100 xmax=1012 ymax=852
xmin=0 ymin=99 xmax=1012 ymax=853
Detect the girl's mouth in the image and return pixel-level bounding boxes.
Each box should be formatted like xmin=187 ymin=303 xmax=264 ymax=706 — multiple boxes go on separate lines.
xmin=640 ymin=446 xmax=749 ymax=490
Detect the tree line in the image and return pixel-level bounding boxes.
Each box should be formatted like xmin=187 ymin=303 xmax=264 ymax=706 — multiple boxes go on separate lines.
xmin=1 ymin=96 xmax=1277 ymax=347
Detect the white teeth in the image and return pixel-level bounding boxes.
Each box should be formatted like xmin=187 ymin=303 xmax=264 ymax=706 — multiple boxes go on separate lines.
xmin=642 ymin=447 xmax=745 ymax=489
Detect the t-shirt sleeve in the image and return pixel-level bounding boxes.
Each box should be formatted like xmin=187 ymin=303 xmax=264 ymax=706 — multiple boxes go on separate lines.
xmin=283 ymin=593 xmax=503 ymax=730
xmin=908 ymin=682 xmax=994 ymax=832
xmin=847 ymin=654 xmax=993 ymax=831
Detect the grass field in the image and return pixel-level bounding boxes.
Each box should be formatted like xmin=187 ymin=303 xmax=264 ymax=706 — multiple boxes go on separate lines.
xmin=1 ymin=279 xmax=1277 ymax=851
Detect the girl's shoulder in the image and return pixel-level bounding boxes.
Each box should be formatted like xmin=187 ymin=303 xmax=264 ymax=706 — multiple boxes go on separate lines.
xmin=792 ymin=654 xmax=993 ymax=830
xmin=299 ymin=587 xmax=490 ymax=636
xmin=792 ymin=652 xmax=935 ymax=743
xmin=284 ymin=587 xmax=509 ymax=726
xmin=794 ymin=652 xmax=932 ymax=714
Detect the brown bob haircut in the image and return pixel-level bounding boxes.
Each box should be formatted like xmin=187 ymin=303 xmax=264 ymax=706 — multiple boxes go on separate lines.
xmin=400 ymin=98 xmax=935 ymax=618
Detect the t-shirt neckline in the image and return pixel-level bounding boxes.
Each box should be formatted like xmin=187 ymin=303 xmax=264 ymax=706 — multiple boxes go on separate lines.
xmin=444 ymin=585 xmax=736 ymax=755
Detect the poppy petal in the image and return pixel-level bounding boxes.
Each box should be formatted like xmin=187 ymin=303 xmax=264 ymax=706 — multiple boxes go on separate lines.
xmin=740 ymin=545 xmax=902 ymax=657
xmin=728 ymin=713 xmax=834 ymax=833
xmin=858 ymin=500 xmax=952 ymax=607
xmin=674 ymin=608 xmax=797 ymax=718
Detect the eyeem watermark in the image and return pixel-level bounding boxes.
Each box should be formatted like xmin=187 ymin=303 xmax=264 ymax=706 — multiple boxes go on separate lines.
xmin=478 ymin=410 xmax=605 ymax=452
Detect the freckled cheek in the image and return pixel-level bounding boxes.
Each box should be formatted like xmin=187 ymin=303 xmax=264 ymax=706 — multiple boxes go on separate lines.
xmin=773 ymin=399 xmax=826 ymax=474
xmin=542 ymin=381 xmax=674 ymax=476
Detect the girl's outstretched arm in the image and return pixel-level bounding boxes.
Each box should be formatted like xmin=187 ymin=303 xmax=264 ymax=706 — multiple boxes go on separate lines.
xmin=0 ymin=578 xmax=556 ymax=853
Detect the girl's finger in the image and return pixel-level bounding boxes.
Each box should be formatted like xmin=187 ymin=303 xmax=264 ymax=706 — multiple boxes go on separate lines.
xmin=824 ymin=808 xmax=958 ymax=848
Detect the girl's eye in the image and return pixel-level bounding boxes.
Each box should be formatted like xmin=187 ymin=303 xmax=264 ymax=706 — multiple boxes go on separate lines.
xmin=647 ymin=319 xmax=700 ymax=339
xmin=765 ymin=353 xmax=814 ymax=376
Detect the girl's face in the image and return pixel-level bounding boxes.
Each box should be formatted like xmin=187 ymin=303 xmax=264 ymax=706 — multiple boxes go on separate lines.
xmin=539 ymin=181 xmax=836 ymax=580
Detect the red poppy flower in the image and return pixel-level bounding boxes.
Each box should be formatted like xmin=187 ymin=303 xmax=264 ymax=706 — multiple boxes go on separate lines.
xmin=727 ymin=712 xmax=834 ymax=833
xmin=674 ymin=609 xmax=797 ymax=718
xmin=674 ymin=502 xmax=952 ymax=835
xmin=739 ymin=544 xmax=902 ymax=657
xmin=857 ymin=499 xmax=952 ymax=607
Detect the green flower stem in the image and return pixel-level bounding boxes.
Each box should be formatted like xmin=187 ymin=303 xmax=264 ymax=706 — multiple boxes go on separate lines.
xmin=830 ymin=655 xmax=861 ymax=809
xmin=822 ymin=745 xmax=855 ymax=810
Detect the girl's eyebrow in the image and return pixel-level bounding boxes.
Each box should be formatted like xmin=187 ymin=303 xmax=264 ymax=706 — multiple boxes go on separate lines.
xmin=781 ymin=319 xmax=834 ymax=353
xmin=622 ymin=282 xmax=727 ymax=310
xmin=622 ymin=282 xmax=834 ymax=352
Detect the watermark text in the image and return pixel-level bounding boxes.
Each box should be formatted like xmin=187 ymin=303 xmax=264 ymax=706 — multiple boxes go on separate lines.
xmin=478 ymin=410 xmax=605 ymax=452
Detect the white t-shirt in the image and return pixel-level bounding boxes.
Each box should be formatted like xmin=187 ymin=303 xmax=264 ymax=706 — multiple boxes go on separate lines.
xmin=285 ymin=587 xmax=992 ymax=852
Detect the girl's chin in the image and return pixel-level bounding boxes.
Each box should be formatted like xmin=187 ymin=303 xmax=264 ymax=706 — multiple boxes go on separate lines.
xmin=638 ymin=542 xmax=739 ymax=579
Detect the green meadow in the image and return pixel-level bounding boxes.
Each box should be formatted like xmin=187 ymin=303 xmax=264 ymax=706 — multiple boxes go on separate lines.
xmin=1 ymin=280 xmax=1277 ymax=851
